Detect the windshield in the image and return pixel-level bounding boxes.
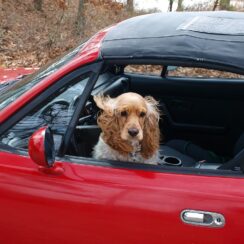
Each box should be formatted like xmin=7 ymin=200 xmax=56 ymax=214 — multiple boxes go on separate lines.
xmin=0 ymin=42 xmax=85 ymax=111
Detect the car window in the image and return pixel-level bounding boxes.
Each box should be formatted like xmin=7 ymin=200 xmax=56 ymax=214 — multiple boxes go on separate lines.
xmin=124 ymin=65 xmax=244 ymax=79
xmin=124 ymin=65 xmax=163 ymax=76
xmin=0 ymin=42 xmax=85 ymax=111
xmin=166 ymin=66 xmax=244 ymax=79
xmin=0 ymin=74 xmax=90 ymax=151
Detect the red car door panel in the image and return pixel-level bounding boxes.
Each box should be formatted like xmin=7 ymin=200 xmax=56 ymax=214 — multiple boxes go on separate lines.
xmin=0 ymin=150 xmax=244 ymax=244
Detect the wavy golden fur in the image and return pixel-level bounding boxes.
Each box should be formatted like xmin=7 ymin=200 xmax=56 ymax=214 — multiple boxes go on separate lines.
xmin=93 ymin=92 xmax=160 ymax=162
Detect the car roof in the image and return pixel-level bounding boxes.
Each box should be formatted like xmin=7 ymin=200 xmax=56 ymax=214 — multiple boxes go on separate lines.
xmin=101 ymin=11 xmax=244 ymax=71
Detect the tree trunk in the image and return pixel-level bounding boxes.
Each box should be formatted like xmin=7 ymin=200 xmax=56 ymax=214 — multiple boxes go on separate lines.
xmin=213 ymin=0 xmax=219 ymax=10
xmin=168 ymin=0 xmax=173 ymax=11
xmin=33 ymin=0 xmax=43 ymax=11
xmin=76 ymin=0 xmax=84 ymax=35
xmin=176 ymin=0 xmax=183 ymax=11
xmin=127 ymin=0 xmax=134 ymax=12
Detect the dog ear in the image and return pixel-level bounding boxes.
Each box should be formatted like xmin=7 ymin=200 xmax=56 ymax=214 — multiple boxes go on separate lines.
xmin=141 ymin=96 xmax=160 ymax=159
xmin=93 ymin=94 xmax=115 ymax=116
xmin=94 ymin=94 xmax=133 ymax=154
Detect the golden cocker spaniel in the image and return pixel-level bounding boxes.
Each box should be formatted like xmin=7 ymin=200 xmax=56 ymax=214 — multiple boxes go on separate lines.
xmin=93 ymin=92 xmax=160 ymax=164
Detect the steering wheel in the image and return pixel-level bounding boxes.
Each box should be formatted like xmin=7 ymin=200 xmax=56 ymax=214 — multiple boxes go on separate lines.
xmin=77 ymin=98 xmax=99 ymax=126
xmin=40 ymin=100 xmax=70 ymax=125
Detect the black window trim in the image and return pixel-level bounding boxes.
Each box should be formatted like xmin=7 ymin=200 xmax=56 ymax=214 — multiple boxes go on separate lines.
xmin=105 ymin=58 xmax=244 ymax=76
xmin=1 ymin=145 xmax=243 ymax=178
xmin=62 ymin=154 xmax=244 ymax=178
xmin=59 ymin=63 xmax=103 ymax=156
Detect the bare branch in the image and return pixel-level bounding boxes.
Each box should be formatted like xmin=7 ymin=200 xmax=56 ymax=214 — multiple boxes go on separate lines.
xmin=213 ymin=0 xmax=219 ymax=10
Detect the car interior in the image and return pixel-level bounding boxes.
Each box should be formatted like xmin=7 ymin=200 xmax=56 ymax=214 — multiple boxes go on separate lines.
xmin=70 ymin=63 xmax=244 ymax=172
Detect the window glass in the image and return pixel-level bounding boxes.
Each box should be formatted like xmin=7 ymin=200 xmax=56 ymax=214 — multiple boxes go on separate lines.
xmin=124 ymin=65 xmax=244 ymax=79
xmin=0 ymin=74 xmax=90 ymax=151
xmin=124 ymin=65 xmax=163 ymax=76
xmin=167 ymin=66 xmax=244 ymax=79
xmin=0 ymin=42 xmax=85 ymax=111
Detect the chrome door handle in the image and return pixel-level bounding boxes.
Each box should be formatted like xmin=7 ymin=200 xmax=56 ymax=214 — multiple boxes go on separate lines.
xmin=181 ymin=210 xmax=225 ymax=228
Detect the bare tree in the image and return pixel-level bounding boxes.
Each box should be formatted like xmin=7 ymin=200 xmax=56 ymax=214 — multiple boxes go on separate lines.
xmin=168 ymin=0 xmax=174 ymax=11
xmin=33 ymin=0 xmax=43 ymax=11
xmin=76 ymin=0 xmax=85 ymax=35
xmin=213 ymin=0 xmax=220 ymax=10
xmin=177 ymin=0 xmax=183 ymax=11
xmin=127 ymin=0 xmax=134 ymax=12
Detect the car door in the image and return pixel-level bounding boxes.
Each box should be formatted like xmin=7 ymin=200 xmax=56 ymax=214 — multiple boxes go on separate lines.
xmin=1 ymin=64 xmax=244 ymax=244
xmin=1 ymin=147 xmax=244 ymax=244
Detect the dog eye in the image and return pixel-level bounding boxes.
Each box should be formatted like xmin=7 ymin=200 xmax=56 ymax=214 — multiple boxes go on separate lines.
xmin=140 ymin=112 xmax=146 ymax=117
xmin=121 ymin=111 xmax=128 ymax=117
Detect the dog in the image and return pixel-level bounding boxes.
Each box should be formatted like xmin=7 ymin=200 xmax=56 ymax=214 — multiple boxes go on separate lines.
xmin=92 ymin=92 xmax=160 ymax=164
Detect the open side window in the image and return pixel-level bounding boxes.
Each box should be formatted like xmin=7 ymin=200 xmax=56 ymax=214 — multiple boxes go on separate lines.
xmin=0 ymin=73 xmax=91 ymax=152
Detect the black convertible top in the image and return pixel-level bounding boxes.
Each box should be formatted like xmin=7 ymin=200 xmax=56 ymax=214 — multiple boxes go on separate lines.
xmin=101 ymin=11 xmax=244 ymax=71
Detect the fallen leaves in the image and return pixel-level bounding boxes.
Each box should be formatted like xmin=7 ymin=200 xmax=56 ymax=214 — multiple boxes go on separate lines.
xmin=0 ymin=0 xmax=138 ymax=68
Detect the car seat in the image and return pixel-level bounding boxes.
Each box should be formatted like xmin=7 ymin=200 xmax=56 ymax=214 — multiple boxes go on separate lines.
xmin=160 ymin=140 xmax=224 ymax=167
xmin=160 ymin=133 xmax=244 ymax=170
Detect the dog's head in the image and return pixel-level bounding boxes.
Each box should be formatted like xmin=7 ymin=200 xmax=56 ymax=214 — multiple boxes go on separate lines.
xmin=94 ymin=92 xmax=160 ymax=159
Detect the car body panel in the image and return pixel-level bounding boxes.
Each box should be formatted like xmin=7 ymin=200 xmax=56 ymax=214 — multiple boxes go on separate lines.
xmin=0 ymin=150 xmax=244 ymax=244
xmin=0 ymin=67 xmax=38 ymax=84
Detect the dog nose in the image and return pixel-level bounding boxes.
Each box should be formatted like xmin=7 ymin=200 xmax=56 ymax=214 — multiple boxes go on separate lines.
xmin=128 ymin=128 xmax=139 ymax=137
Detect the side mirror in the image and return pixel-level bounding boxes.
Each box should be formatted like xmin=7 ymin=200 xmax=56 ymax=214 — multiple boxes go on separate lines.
xmin=28 ymin=126 xmax=55 ymax=168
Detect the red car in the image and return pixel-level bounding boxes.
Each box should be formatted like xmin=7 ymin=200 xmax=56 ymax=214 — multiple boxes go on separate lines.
xmin=1 ymin=11 xmax=244 ymax=244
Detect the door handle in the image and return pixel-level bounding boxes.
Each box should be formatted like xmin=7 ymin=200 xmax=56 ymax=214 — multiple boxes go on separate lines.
xmin=181 ymin=210 xmax=225 ymax=228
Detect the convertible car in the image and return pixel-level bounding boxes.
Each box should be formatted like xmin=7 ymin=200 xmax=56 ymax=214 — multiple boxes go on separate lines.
xmin=1 ymin=11 xmax=244 ymax=244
